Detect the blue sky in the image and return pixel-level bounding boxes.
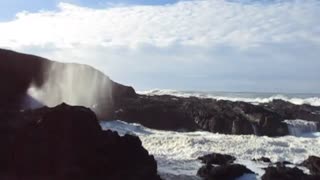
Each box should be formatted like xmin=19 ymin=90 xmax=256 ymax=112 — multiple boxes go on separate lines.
xmin=0 ymin=0 xmax=320 ymax=93
xmin=0 ymin=0 xmax=179 ymax=20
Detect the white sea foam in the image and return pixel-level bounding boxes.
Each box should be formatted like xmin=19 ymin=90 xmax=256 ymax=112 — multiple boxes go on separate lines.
xmin=138 ymin=89 xmax=320 ymax=106
xmin=101 ymin=120 xmax=320 ymax=180
xmin=284 ymin=119 xmax=319 ymax=136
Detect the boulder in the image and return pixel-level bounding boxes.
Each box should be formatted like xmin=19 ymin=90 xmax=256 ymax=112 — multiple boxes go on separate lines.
xmin=197 ymin=163 xmax=254 ymax=180
xmin=301 ymin=156 xmax=320 ymax=175
xmin=0 ymin=103 xmax=161 ymax=180
xmin=262 ymin=165 xmax=319 ymax=180
xmin=198 ymin=153 xmax=236 ymax=165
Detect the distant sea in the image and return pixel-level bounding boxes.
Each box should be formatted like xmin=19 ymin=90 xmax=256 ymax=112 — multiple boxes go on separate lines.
xmin=138 ymin=89 xmax=320 ymax=106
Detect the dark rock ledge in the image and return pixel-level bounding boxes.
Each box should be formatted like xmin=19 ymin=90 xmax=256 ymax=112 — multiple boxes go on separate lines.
xmin=0 ymin=103 xmax=161 ymax=180
xmin=1 ymin=48 xmax=320 ymax=137
xmin=196 ymin=153 xmax=320 ymax=180
xmin=196 ymin=152 xmax=254 ymax=180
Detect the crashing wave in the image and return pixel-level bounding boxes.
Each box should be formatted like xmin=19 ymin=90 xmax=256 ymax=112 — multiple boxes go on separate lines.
xmin=284 ymin=119 xmax=319 ymax=136
xmin=138 ymin=89 xmax=320 ymax=106
xmin=101 ymin=120 xmax=320 ymax=180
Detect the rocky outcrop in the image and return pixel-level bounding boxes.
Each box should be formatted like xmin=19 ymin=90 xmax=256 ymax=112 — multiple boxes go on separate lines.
xmin=197 ymin=164 xmax=254 ymax=180
xmin=0 ymin=103 xmax=160 ymax=180
xmin=301 ymin=156 xmax=320 ymax=175
xmin=2 ymin=49 xmax=319 ymax=136
xmin=261 ymin=165 xmax=320 ymax=180
xmin=113 ymin=95 xmax=291 ymax=136
xmin=112 ymin=93 xmax=320 ymax=136
xmin=196 ymin=152 xmax=254 ymax=180
xmin=198 ymin=153 xmax=236 ymax=165
xmin=0 ymin=48 xmax=136 ymax=119
xmin=0 ymin=49 xmax=47 ymax=109
xmin=262 ymin=99 xmax=320 ymax=122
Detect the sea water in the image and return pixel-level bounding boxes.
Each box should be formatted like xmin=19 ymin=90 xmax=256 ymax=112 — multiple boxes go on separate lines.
xmin=102 ymin=90 xmax=320 ymax=180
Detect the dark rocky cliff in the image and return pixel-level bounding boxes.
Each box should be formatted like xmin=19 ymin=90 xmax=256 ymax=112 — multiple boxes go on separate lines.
xmin=0 ymin=49 xmax=136 ymax=119
xmin=0 ymin=103 xmax=160 ymax=180
xmin=1 ymin=49 xmax=319 ymax=137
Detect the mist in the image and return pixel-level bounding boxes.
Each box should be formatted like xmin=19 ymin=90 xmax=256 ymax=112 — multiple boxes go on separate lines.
xmin=26 ymin=61 xmax=114 ymax=118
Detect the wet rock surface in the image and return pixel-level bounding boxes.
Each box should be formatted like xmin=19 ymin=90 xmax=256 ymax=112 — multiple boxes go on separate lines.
xmin=301 ymin=156 xmax=320 ymax=175
xmin=196 ymin=152 xmax=254 ymax=180
xmin=198 ymin=153 xmax=236 ymax=165
xmin=197 ymin=163 xmax=254 ymax=180
xmin=1 ymin=48 xmax=320 ymax=136
xmin=113 ymin=94 xmax=320 ymax=136
xmin=261 ymin=164 xmax=320 ymax=180
xmin=0 ymin=103 xmax=161 ymax=180
xmin=0 ymin=48 xmax=135 ymax=119
xmin=197 ymin=153 xmax=320 ymax=180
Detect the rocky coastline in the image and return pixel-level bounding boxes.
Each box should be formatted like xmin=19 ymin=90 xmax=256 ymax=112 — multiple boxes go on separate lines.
xmin=1 ymin=48 xmax=320 ymax=179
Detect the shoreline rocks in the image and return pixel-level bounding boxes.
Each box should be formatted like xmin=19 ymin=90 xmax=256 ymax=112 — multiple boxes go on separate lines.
xmin=301 ymin=156 xmax=320 ymax=175
xmin=1 ymin=48 xmax=320 ymax=137
xmin=261 ymin=165 xmax=320 ymax=180
xmin=197 ymin=153 xmax=320 ymax=180
xmin=197 ymin=164 xmax=254 ymax=180
xmin=0 ymin=103 xmax=161 ymax=180
xmin=196 ymin=152 xmax=254 ymax=180
xmin=113 ymin=94 xmax=320 ymax=136
xmin=198 ymin=153 xmax=236 ymax=165
xmin=0 ymin=48 xmax=135 ymax=119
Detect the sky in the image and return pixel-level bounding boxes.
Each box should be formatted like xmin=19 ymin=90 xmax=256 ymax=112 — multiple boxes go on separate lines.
xmin=0 ymin=0 xmax=319 ymax=93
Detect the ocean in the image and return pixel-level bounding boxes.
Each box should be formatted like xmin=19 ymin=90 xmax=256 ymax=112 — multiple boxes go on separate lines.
xmin=102 ymin=90 xmax=320 ymax=180
xmin=138 ymin=89 xmax=320 ymax=106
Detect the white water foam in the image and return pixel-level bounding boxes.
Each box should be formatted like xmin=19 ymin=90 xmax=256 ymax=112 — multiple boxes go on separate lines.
xmin=138 ymin=89 xmax=320 ymax=106
xmin=101 ymin=120 xmax=320 ymax=180
xmin=284 ymin=119 xmax=319 ymax=137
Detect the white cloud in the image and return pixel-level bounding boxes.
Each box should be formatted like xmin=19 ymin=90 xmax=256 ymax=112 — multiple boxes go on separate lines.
xmin=0 ymin=0 xmax=319 ymax=92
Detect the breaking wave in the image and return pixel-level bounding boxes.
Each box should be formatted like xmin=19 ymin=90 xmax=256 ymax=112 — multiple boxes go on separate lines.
xmin=101 ymin=120 xmax=320 ymax=180
xmin=138 ymin=89 xmax=320 ymax=106
xmin=284 ymin=119 xmax=319 ymax=137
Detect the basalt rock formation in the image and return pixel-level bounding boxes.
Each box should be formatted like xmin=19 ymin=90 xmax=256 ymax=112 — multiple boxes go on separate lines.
xmin=196 ymin=152 xmax=254 ymax=180
xmin=301 ymin=156 xmax=320 ymax=176
xmin=112 ymin=94 xmax=320 ymax=136
xmin=198 ymin=153 xmax=236 ymax=165
xmin=1 ymin=49 xmax=320 ymax=136
xmin=112 ymin=95 xmax=289 ymax=136
xmin=262 ymin=99 xmax=320 ymax=122
xmin=197 ymin=163 xmax=254 ymax=180
xmin=261 ymin=164 xmax=320 ymax=180
xmin=0 ymin=103 xmax=161 ymax=180
xmin=0 ymin=48 xmax=135 ymax=119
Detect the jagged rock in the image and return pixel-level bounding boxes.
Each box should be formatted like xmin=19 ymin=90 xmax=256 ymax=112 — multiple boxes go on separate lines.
xmin=0 ymin=48 xmax=136 ymax=119
xmin=198 ymin=153 xmax=236 ymax=165
xmin=301 ymin=156 xmax=320 ymax=175
xmin=113 ymin=95 xmax=289 ymax=136
xmin=0 ymin=103 xmax=161 ymax=180
xmin=2 ymin=48 xmax=319 ymax=137
xmin=262 ymin=165 xmax=320 ymax=180
xmin=197 ymin=163 xmax=254 ymax=180
xmin=262 ymin=99 xmax=320 ymax=122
